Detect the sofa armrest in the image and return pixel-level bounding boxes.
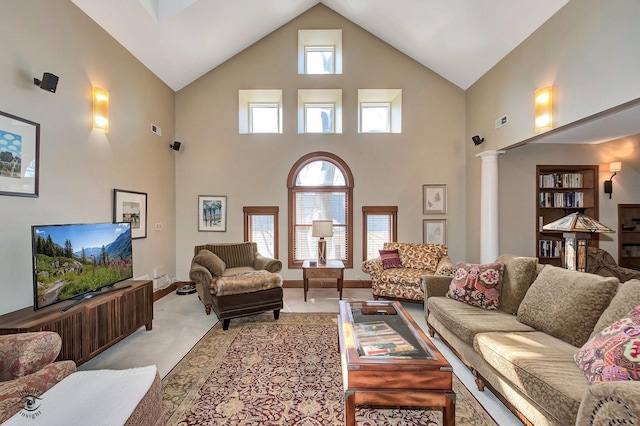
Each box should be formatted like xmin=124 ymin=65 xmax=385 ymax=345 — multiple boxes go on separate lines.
xmin=435 ymin=255 xmax=456 ymax=276
xmin=189 ymin=260 xmax=214 ymax=308
xmin=421 ymin=275 xmax=453 ymax=320
xmin=361 ymin=258 xmax=383 ymax=279
xmin=575 ymin=380 xmax=640 ymax=425
xmin=0 ymin=360 xmax=76 ymax=423
xmin=0 ymin=332 xmax=63 ymax=381
xmin=253 ymin=253 xmax=282 ymax=273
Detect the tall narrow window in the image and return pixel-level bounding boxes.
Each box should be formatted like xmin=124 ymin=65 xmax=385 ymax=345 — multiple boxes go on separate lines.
xmin=362 ymin=206 xmax=398 ymax=260
xmin=287 ymin=152 xmax=354 ymax=268
xmin=244 ymin=206 xmax=279 ymax=258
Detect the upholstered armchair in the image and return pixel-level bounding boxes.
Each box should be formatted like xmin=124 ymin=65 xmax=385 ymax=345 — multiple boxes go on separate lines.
xmin=189 ymin=242 xmax=283 ymax=315
xmin=586 ymin=247 xmax=640 ymax=282
xmin=0 ymin=332 xmax=77 ymax=423
xmin=362 ymin=242 xmax=456 ymax=302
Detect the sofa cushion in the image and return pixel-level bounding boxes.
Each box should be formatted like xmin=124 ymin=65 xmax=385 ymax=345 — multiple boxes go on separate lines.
xmin=517 ymin=265 xmax=619 ymax=347
xmin=474 ymin=331 xmax=588 ymax=424
xmin=384 ymin=242 xmax=444 ymax=272
xmin=591 ymin=279 xmax=640 ymax=338
xmin=447 ymin=261 xmax=504 ymax=310
xmin=193 ymin=249 xmax=226 ymax=277
xmin=575 ymin=305 xmax=640 ymax=384
xmin=427 ymin=297 xmax=535 ymax=346
xmin=379 ymin=249 xmax=403 ymax=269
xmin=496 ymin=254 xmax=539 ymax=315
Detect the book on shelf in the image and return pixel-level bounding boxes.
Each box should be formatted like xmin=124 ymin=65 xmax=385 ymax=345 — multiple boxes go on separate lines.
xmin=354 ymin=321 xmax=416 ymax=356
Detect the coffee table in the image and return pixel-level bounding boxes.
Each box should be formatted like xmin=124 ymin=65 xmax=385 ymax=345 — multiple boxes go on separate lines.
xmin=337 ymin=300 xmax=455 ymax=425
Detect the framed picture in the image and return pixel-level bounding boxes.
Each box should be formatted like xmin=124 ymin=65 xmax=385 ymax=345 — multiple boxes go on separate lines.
xmin=0 ymin=111 xmax=40 ymax=197
xmin=113 ymin=189 xmax=147 ymax=239
xmin=423 ymin=219 xmax=447 ymax=245
xmin=198 ymin=195 xmax=227 ymax=232
xmin=423 ymin=184 xmax=447 ymax=214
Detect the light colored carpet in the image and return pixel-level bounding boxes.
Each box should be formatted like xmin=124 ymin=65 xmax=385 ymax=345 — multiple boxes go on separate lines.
xmin=162 ymin=312 xmax=497 ymax=425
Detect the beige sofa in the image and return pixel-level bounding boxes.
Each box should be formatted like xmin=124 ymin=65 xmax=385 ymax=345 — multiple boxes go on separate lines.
xmin=423 ymin=254 xmax=640 ymax=425
xmin=361 ymin=242 xmax=456 ymax=302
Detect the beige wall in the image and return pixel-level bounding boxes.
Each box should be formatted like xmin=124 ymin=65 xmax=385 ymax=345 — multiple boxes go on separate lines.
xmin=175 ymin=4 xmax=466 ymax=281
xmin=498 ymin=136 xmax=640 ymax=261
xmin=0 ymin=0 xmax=176 ymax=315
xmin=466 ymin=0 xmax=640 ymax=262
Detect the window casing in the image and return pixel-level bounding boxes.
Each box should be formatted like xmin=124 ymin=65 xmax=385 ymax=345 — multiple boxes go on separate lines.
xmin=362 ymin=206 xmax=398 ymax=260
xmin=298 ymin=30 xmax=342 ymax=75
xmin=357 ymin=89 xmax=402 ymax=133
xmin=238 ymin=90 xmax=282 ymax=134
xmin=244 ymin=206 xmax=279 ymax=259
xmin=287 ymin=152 xmax=354 ymax=268
xmin=249 ymin=103 xmax=280 ymax=133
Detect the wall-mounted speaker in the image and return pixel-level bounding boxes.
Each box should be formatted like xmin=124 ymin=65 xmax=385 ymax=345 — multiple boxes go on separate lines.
xmin=33 ymin=72 xmax=59 ymax=93
xmin=170 ymin=141 xmax=181 ymax=151
xmin=472 ymin=135 xmax=485 ymax=146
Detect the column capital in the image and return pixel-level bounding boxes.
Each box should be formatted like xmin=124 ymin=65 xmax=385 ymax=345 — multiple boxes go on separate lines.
xmin=475 ymin=150 xmax=506 ymax=159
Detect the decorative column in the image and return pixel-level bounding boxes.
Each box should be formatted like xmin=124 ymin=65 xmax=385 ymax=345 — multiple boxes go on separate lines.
xmin=475 ymin=150 xmax=505 ymax=263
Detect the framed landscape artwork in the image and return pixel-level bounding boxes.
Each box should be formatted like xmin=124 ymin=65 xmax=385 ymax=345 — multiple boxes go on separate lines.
xmin=0 ymin=111 xmax=40 ymax=197
xmin=113 ymin=189 xmax=147 ymax=239
xmin=423 ymin=184 xmax=447 ymax=214
xmin=423 ymin=219 xmax=447 ymax=245
xmin=198 ymin=195 xmax=227 ymax=232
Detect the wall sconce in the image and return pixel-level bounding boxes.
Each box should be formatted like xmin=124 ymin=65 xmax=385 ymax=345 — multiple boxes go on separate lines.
xmin=311 ymin=220 xmax=333 ymax=264
xmin=534 ymin=86 xmax=553 ymax=133
xmin=93 ymin=87 xmax=109 ymax=132
xmin=604 ymin=161 xmax=622 ymax=199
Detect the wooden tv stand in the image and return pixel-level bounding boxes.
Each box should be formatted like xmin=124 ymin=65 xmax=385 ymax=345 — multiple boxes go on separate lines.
xmin=0 ymin=280 xmax=153 ymax=365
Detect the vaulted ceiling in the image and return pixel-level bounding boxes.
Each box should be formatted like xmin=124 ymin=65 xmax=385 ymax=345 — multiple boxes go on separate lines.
xmin=70 ymin=0 xmax=568 ymax=91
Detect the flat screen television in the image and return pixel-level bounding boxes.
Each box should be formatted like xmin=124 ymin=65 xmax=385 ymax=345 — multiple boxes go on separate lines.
xmin=32 ymin=222 xmax=133 ymax=311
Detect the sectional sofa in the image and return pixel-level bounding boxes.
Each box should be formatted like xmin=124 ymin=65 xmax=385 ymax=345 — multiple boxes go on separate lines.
xmin=423 ymin=254 xmax=640 ymax=425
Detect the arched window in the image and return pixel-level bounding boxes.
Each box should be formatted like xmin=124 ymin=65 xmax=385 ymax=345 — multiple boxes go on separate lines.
xmin=287 ymin=152 xmax=354 ymax=268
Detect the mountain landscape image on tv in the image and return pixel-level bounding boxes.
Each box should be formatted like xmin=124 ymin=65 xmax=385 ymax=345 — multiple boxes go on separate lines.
xmin=32 ymin=222 xmax=133 ymax=310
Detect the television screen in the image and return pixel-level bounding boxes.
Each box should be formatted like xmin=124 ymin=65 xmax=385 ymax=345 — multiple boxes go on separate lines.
xmin=32 ymin=222 xmax=133 ymax=310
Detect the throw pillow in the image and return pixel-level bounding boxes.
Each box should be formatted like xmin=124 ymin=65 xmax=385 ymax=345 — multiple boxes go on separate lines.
xmin=591 ymin=279 xmax=640 ymax=338
xmin=517 ymin=265 xmax=619 ymax=347
xmin=574 ymin=305 xmax=640 ymax=384
xmin=194 ymin=249 xmax=226 ymax=277
xmin=384 ymin=242 xmax=444 ymax=272
xmin=496 ymin=254 xmax=539 ymax=315
xmin=446 ymin=261 xmax=504 ymax=310
xmin=379 ymin=249 xmax=403 ymax=270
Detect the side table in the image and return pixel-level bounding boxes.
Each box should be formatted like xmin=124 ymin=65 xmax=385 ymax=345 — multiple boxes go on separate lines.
xmin=302 ymin=260 xmax=345 ymax=302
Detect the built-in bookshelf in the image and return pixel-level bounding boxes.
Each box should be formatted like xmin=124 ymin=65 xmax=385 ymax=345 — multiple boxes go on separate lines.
xmin=536 ymin=165 xmax=599 ymax=266
xmin=619 ymin=204 xmax=640 ymax=270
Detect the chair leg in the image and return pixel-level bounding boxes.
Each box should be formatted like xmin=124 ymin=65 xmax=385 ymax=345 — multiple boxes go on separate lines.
xmin=273 ymin=309 xmax=280 ymax=320
xmin=222 ymin=319 xmax=231 ymax=330
xmin=204 ymin=304 xmax=212 ymax=315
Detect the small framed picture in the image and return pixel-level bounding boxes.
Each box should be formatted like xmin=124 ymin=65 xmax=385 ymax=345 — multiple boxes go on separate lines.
xmin=423 ymin=184 xmax=447 ymax=214
xmin=423 ymin=219 xmax=447 ymax=245
xmin=0 ymin=111 xmax=40 ymax=197
xmin=113 ymin=189 xmax=147 ymax=239
xmin=198 ymin=195 xmax=227 ymax=232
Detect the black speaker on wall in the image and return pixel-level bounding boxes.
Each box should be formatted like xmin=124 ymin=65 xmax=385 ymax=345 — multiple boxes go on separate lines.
xmin=472 ymin=135 xmax=485 ymax=146
xmin=33 ymin=72 xmax=59 ymax=93
xmin=170 ymin=141 xmax=181 ymax=151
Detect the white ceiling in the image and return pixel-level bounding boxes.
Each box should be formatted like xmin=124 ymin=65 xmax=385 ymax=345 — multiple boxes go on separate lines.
xmin=70 ymin=0 xmax=569 ymax=91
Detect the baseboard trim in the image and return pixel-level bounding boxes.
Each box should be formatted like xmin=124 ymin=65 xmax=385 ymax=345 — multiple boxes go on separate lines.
xmin=153 ymin=281 xmax=184 ymax=302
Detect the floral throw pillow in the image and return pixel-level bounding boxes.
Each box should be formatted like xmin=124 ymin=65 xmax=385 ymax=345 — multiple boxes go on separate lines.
xmin=574 ymin=305 xmax=640 ymax=384
xmin=379 ymin=249 xmax=403 ymax=270
xmin=447 ymin=261 xmax=504 ymax=310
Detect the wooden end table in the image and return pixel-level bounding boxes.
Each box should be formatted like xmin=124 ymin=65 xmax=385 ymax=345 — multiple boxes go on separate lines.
xmin=302 ymin=260 xmax=344 ymax=302
xmin=337 ymin=300 xmax=455 ymax=425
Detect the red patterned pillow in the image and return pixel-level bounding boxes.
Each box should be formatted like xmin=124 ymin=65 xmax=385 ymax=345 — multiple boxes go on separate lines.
xmin=447 ymin=261 xmax=504 ymax=310
xmin=379 ymin=249 xmax=403 ymax=270
xmin=575 ymin=305 xmax=640 ymax=384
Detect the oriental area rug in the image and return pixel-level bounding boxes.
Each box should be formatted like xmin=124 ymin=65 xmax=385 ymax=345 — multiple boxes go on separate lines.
xmin=162 ymin=313 xmax=497 ymax=425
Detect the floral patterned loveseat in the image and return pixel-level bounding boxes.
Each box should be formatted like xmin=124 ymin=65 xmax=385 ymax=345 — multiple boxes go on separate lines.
xmin=361 ymin=242 xmax=456 ymax=302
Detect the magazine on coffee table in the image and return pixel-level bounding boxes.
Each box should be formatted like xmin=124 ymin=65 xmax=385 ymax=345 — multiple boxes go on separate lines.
xmin=354 ymin=321 xmax=416 ymax=356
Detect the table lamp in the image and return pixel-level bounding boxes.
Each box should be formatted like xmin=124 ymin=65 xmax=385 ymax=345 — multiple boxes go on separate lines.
xmin=542 ymin=212 xmax=614 ymax=272
xmin=312 ymin=220 xmax=333 ymax=264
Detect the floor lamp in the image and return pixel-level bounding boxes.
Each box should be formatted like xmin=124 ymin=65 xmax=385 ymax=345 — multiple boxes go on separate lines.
xmin=312 ymin=220 xmax=333 ymax=264
xmin=542 ymin=212 xmax=614 ymax=272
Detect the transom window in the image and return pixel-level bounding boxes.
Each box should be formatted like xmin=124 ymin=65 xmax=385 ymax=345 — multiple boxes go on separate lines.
xmin=287 ymin=152 xmax=353 ymax=268
xmin=304 ymin=46 xmax=335 ymax=74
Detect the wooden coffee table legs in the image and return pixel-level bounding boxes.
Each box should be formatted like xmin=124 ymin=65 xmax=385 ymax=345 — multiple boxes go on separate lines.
xmin=344 ymin=389 xmax=456 ymax=425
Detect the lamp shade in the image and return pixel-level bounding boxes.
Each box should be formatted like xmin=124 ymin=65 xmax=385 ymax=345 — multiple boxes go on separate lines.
xmin=542 ymin=212 xmax=614 ymax=233
xmin=312 ymin=220 xmax=333 ymax=238
xmin=609 ymin=162 xmax=622 ymax=173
